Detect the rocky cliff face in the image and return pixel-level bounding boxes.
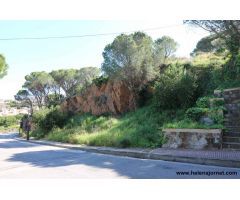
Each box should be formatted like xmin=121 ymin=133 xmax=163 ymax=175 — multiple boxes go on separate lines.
xmin=61 ymin=81 xmax=136 ymax=115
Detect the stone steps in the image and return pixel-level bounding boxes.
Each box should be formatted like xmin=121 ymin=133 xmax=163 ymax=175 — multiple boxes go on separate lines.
xmin=224 ymin=105 xmax=240 ymax=110
xmin=223 ymin=88 xmax=240 ymax=104
xmin=222 ymin=136 xmax=240 ymax=143
xmin=224 ymin=114 xmax=240 ymax=119
xmin=224 ymin=121 xmax=240 ymax=126
xmin=225 ymin=121 xmax=240 ymax=128
xmin=221 ymin=88 xmax=240 ymax=150
xmin=222 ymin=142 xmax=240 ymax=150
xmin=224 ymin=110 xmax=240 ymax=114
xmin=214 ymin=88 xmax=240 ymax=150
xmin=225 ymin=128 xmax=240 ymax=133
xmin=223 ymin=131 xmax=240 ymax=137
xmin=225 ymin=125 xmax=240 ymax=129
xmin=224 ymin=99 xmax=240 ymax=104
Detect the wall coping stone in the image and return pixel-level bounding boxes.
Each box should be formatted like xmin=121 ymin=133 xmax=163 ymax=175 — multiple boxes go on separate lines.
xmin=163 ymin=129 xmax=222 ymax=134
xmin=223 ymin=87 xmax=240 ymax=92
xmin=214 ymin=88 xmax=240 ymax=96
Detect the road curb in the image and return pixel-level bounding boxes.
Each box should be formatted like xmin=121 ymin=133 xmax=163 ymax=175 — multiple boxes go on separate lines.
xmin=16 ymin=138 xmax=240 ymax=168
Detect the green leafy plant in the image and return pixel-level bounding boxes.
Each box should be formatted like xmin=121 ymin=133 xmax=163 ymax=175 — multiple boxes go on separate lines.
xmin=163 ymin=118 xmax=223 ymax=129
xmin=185 ymin=107 xmax=209 ymax=121
xmin=92 ymin=76 xmax=109 ymax=87
xmin=0 ymin=115 xmax=22 ymax=131
xmin=196 ymin=96 xmax=211 ymax=108
xmin=32 ymin=106 xmax=69 ymax=134
xmin=154 ymin=64 xmax=198 ymax=110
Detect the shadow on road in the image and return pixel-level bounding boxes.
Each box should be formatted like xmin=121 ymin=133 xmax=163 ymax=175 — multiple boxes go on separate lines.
xmin=7 ymin=149 xmax=177 ymax=178
xmin=0 ymin=133 xmax=19 ymax=139
xmin=6 ymin=149 xmax=240 ymax=179
xmin=0 ymin=133 xmax=36 ymax=148
xmin=0 ymin=140 xmax=36 ymax=148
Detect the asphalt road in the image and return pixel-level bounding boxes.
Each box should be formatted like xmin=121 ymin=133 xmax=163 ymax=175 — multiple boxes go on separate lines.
xmin=0 ymin=133 xmax=239 ymax=179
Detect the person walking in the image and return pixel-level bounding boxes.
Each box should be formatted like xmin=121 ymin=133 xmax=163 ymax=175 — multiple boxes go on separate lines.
xmin=20 ymin=115 xmax=31 ymax=140
xmin=19 ymin=115 xmax=27 ymax=136
xmin=19 ymin=118 xmax=23 ymax=136
xmin=25 ymin=116 xmax=32 ymax=140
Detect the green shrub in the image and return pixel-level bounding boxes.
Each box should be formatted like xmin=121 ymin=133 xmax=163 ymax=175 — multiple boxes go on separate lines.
xmin=40 ymin=107 xmax=68 ymax=132
xmin=185 ymin=96 xmax=224 ymax=125
xmin=92 ymin=75 xmax=109 ymax=87
xmin=119 ymin=138 xmax=132 ymax=148
xmin=137 ymin=81 xmax=155 ymax=107
xmin=191 ymin=53 xmax=227 ymax=68
xmin=185 ymin=107 xmax=209 ymax=121
xmin=196 ymin=96 xmax=211 ymax=108
xmin=154 ymin=64 xmax=198 ymax=110
xmin=42 ymin=105 xmax=169 ymax=148
xmin=216 ymin=78 xmax=240 ymax=90
xmin=32 ymin=107 xmax=51 ymax=125
xmin=32 ymin=106 xmax=69 ymax=134
xmin=0 ymin=115 xmax=22 ymax=128
xmin=163 ymin=118 xmax=223 ymax=129
xmin=210 ymin=53 xmax=240 ymax=89
xmin=208 ymin=107 xmax=224 ymax=125
xmin=193 ymin=67 xmax=216 ymax=96
xmin=186 ymin=53 xmax=228 ymax=96
xmin=30 ymin=128 xmax=46 ymax=139
xmin=210 ymin=98 xmax=224 ymax=107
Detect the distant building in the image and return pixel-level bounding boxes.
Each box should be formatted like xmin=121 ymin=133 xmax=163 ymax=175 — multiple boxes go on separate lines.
xmin=0 ymin=99 xmax=29 ymax=116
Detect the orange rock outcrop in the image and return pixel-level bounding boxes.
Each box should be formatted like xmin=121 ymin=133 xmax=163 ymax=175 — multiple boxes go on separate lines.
xmin=61 ymin=81 xmax=136 ymax=115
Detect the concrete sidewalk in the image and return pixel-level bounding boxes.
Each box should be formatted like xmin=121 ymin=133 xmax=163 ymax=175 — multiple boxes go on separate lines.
xmin=16 ymin=137 xmax=240 ymax=168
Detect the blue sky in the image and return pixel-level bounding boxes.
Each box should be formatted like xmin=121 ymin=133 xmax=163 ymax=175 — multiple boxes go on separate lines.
xmin=0 ymin=20 xmax=209 ymax=100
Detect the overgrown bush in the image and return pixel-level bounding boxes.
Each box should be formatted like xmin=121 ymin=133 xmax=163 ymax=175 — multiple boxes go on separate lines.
xmin=195 ymin=96 xmax=211 ymax=108
xmin=0 ymin=115 xmax=22 ymax=127
xmin=32 ymin=106 xmax=69 ymax=134
xmin=40 ymin=105 xmax=173 ymax=148
xmin=41 ymin=107 xmax=68 ymax=132
xmin=191 ymin=67 xmax=217 ymax=96
xmin=215 ymin=59 xmax=240 ymax=88
xmin=191 ymin=53 xmax=227 ymax=68
xmin=163 ymin=96 xmax=224 ymax=129
xmin=193 ymin=53 xmax=240 ymax=90
xmin=185 ymin=107 xmax=209 ymax=121
xmin=32 ymin=107 xmax=51 ymax=125
xmin=154 ymin=64 xmax=198 ymax=110
xmin=92 ymin=75 xmax=109 ymax=87
xmin=137 ymin=81 xmax=155 ymax=107
xmin=163 ymin=118 xmax=223 ymax=129
xmin=185 ymin=96 xmax=224 ymax=125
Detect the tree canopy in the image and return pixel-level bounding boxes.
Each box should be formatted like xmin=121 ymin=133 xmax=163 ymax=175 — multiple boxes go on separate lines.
xmin=101 ymin=32 xmax=178 ymax=93
xmin=50 ymin=67 xmax=100 ymax=97
xmin=185 ymin=20 xmax=240 ymax=63
xmin=16 ymin=67 xmax=100 ymax=111
xmin=23 ymin=71 xmax=55 ymax=108
xmin=14 ymin=89 xmax=34 ymax=115
xmin=50 ymin=69 xmax=79 ymax=98
xmin=154 ymin=36 xmax=178 ymax=63
xmin=14 ymin=32 xmax=180 ymax=113
xmin=191 ymin=35 xmax=226 ymax=56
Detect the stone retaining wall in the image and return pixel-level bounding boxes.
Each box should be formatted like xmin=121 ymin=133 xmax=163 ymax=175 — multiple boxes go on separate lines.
xmin=162 ymin=129 xmax=222 ymax=150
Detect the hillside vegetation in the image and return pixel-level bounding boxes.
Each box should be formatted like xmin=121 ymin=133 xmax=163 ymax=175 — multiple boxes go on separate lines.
xmin=0 ymin=115 xmax=22 ymax=132
xmin=43 ymin=105 xmax=223 ymax=148
xmin=17 ymin=21 xmax=240 ymax=148
xmin=30 ymin=53 xmax=228 ymax=147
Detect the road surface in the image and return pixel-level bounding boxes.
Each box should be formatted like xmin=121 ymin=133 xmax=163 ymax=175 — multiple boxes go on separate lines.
xmin=0 ymin=133 xmax=239 ymax=178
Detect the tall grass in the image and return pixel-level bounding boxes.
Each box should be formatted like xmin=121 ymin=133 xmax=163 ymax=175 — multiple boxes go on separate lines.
xmin=42 ymin=106 xmax=182 ymax=148
xmin=0 ymin=115 xmax=22 ymax=132
xmin=31 ymin=104 xmax=224 ymax=148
